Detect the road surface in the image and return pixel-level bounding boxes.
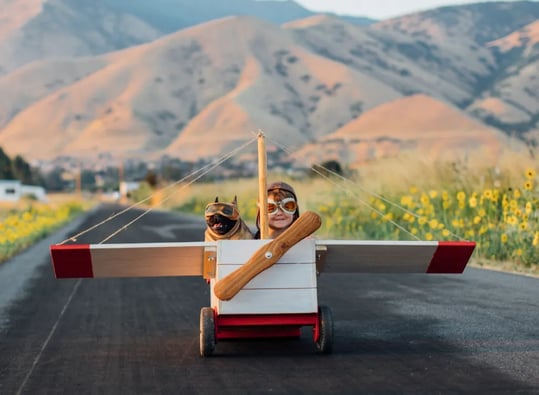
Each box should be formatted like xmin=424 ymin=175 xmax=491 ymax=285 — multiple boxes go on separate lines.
xmin=0 ymin=204 xmax=537 ymax=394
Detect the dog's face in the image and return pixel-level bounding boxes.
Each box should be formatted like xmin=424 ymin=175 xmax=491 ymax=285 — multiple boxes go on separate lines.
xmin=206 ymin=213 xmax=237 ymax=236
xmin=205 ymin=197 xmax=240 ymax=236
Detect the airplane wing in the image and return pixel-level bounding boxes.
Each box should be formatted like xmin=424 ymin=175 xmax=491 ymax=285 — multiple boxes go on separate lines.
xmin=50 ymin=242 xmax=214 ymax=279
xmin=50 ymin=240 xmax=475 ymax=279
xmin=315 ymin=240 xmax=475 ymax=273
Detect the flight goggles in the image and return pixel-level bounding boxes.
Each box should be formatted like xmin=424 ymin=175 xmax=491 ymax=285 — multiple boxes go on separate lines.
xmin=267 ymin=197 xmax=297 ymax=215
xmin=204 ymin=203 xmax=239 ymax=220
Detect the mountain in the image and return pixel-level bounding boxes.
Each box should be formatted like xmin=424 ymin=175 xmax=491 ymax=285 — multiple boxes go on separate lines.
xmin=292 ymin=94 xmax=524 ymax=167
xmin=0 ymin=0 xmax=160 ymax=75
xmin=0 ymin=16 xmax=401 ymax=161
xmin=468 ymin=20 xmax=539 ymax=133
xmin=0 ymin=1 xmax=537 ymax=166
xmin=0 ymin=0 xmax=375 ymax=75
xmin=372 ymin=1 xmax=539 ymax=138
xmin=285 ymin=14 xmax=479 ymax=105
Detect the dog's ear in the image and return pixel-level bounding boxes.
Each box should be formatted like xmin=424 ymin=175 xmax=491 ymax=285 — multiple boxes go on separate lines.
xmin=214 ymin=196 xmax=219 ymax=203
xmin=233 ymin=195 xmax=238 ymax=206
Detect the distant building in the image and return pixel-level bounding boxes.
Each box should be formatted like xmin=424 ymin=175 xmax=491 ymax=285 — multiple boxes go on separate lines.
xmin=0 ymin=180 xmax=47 ymax=202
xmin=119 ymin=181 xmax=140 ymax=198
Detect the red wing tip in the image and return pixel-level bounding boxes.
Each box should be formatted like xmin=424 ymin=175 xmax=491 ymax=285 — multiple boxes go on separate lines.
xmin=50 ymin=244 xmax=94 ymax=278
xmin=427 ymin=241 xmax=476 ymax=273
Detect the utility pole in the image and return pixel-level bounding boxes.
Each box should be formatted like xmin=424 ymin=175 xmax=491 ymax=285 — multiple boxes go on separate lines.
xmin=118 ymin=158 xmax=126 ymax=203
xmin=75 ymin=163 xmax=82 ymax=196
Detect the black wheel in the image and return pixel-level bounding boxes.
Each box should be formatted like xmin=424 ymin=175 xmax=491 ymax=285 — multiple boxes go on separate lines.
xmin=200 ymin=307 xmax=215 ymax=357
xmin=315 ymin=305 xmax=334 ymax=354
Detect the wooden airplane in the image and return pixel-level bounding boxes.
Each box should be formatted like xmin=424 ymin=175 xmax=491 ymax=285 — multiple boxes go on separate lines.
xmin=49 ymin=133 xmax=476 ymax=356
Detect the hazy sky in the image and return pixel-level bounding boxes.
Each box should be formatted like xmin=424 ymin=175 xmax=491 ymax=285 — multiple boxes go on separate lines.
xmin=293 ymin=0 xmax=534 ymax=19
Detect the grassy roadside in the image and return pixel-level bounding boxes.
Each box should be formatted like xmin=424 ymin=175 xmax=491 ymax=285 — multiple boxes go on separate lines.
xmin=0 ymin=193 xmax=96 ymax=264
xmin=470 ymin=258 xmax=539 ymax=278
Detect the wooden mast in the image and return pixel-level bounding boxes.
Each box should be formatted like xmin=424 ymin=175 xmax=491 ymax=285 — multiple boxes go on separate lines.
xmin=257 ymin=131 xmax=269 ymax=239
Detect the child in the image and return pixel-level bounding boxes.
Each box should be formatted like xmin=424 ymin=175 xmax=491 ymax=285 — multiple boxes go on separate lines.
xmin=254 ymin=181 xmax=300 ymax=239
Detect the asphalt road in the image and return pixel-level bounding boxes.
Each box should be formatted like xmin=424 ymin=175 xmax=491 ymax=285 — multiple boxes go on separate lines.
xmin=0 ymin=204 xmax=538 ymax=395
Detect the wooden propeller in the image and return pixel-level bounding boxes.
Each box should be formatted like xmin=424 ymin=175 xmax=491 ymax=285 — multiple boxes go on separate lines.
xmin=213 ymin=211 xmax=322 ymax=301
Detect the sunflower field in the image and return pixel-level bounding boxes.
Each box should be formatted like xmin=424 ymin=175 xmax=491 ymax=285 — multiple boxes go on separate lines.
xmin=315 ymin=168 xmax=538 ymax=268
xmin=0 ymin=201 xmax=84 ymax=263
xmin=174 ymin=167 xmax=538 ymax=271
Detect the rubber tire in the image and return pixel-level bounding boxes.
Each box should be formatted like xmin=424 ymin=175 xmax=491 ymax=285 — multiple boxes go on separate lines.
xmin=316 ymin=305 xmax=334 ymax=354
xmin=200 ymin=307 xmax=215 ymax=357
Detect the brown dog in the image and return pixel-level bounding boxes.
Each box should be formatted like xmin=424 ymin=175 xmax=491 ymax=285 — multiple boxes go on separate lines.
xmin=204 ymin=196 xmax=254 ymax=241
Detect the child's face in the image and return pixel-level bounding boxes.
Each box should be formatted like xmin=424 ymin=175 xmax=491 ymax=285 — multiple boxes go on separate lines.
xmin=267 ymin=191 xmax=296 ymax=231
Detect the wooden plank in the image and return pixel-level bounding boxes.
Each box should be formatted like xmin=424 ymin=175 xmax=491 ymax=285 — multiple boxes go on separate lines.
xmin=217 ymin=262 xmax=316 ymax=289
xmin=316 ymin=240 xmax=438 ymax=273
xmin=90 ymin=243 xmax=209 ymax=278
xmin=49 ymin=242 xmax=212 ymax=278
xmin=215 ymin=288 xmax=318 ymax=315
xmin=217 ymin=239 xmax=315 ymax=264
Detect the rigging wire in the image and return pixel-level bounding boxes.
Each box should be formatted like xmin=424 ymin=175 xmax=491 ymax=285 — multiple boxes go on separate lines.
xmin=266 ymin=135 xmax=468 ymax=241
xmin=98 ymin=136 xmax=257 ymax=243
xmin=57 ymin=135 xmax=258 ymax=245
xmin=59 ymin=128 xmax=469 ymax=244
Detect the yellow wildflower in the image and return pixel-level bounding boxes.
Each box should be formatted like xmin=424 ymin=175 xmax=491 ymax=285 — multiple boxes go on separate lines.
xmin=506 ymin=216 xmax=518 ymax=226
xmin=400 ymin=195 xmax=413 ymax=207
xmin=382 ymin=213 xmax=394 ymax=222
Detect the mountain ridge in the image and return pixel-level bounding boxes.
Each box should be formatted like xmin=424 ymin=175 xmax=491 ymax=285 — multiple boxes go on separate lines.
xmin=0 ymin=1 xmax=537 ymax=167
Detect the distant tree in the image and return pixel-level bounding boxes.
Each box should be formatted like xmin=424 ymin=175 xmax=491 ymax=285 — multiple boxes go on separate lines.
xmin=161 ymin=163 xmax=185 ymax=182
xmin=144 ymin=170 xmax=159 ymax=188
xmin=42 ymin=168 xmax=65 ymax=191
xmin=0 ymin=147 xmax=14 ymax=179
xmin=81 ymin=169 xmax=96 ymax=190
xmin=11 ymin=155 xmax=33 ymax=184
xmin=313 ymin=160 xmax=344 ymax=177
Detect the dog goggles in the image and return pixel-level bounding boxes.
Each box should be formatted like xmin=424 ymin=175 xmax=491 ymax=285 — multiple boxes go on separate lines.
xmin=204 ymin=203 xmax=239 ymax=220
xmin=267 ymin=198 xmax=297 ymax=215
